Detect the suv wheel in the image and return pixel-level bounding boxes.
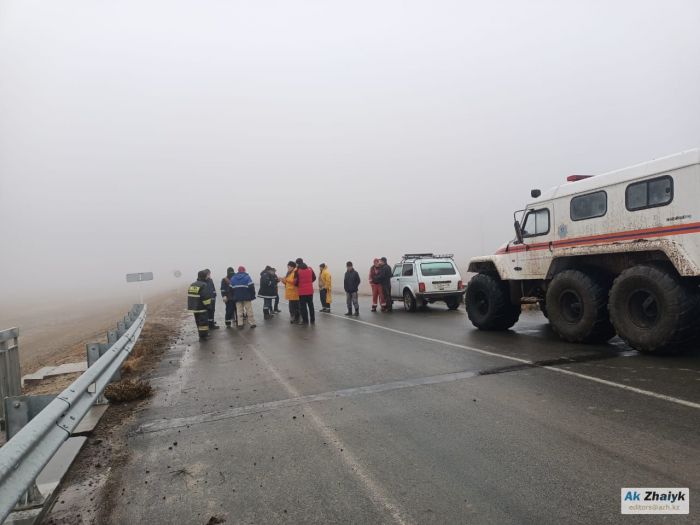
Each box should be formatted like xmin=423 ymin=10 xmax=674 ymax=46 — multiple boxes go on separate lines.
xmin=609 ymin=265 xmax=700 ymax=353
xmin=546 ymin=270 xmax=615 ymax=343
xmin=465 ymin=273 xmax=520 ymax=330
xmin=445 ymin=297 xmax=461 ymax=310
xmin=403 ymin=290 xmax=417 ymax=312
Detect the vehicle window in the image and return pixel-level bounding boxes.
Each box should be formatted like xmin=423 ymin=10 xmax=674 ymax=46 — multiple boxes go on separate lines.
xmin=570 ymin=191 xmax=607 ymax=221
xmin=420 ymin=262 xmax=456 ymax=276
xmin=648 ymin=177 xmax=673 ymax=206
xmin=626 ymin=183 xmax=646 ymax=210
xmin=626 ymin=176 xmax=673 ymax=211
xmin=521 ymin=208 xmax=550 ymax=237
xmin=392 ymin=265 xmax=402 ymax=277
xmin=402 ymin=264 xmax=414 ymax=277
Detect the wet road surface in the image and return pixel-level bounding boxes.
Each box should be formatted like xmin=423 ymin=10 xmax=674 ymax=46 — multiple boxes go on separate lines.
xmin=105 ymin=297 xmax=700 ymax=524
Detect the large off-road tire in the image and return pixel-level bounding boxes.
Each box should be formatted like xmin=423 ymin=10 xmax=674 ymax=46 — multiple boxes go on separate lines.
xmin=445 ymin=296 xmax=461 ymax=310
xmin=466 ymin=273 xmax=520 ymax=330
xmin=609 ymin=265 xmax=700 ymax=353
xmin=546 ymin=270 xmax=615 ymax=343
xmin=403 ymin=289 xmax=417 ymax=312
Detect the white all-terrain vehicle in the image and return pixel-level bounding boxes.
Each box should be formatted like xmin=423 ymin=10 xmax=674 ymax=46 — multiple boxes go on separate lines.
xmin=465 ymin=149 xmax=700 ymax=353
xmin=391 ymin=254 xmax=465 ymax=311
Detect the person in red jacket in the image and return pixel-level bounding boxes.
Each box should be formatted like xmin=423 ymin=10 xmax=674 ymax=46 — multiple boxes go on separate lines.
xmin=368 ymin=258 xmax=385 ymax=312
xmin=294 ymin=257 xmax=317 ymax=325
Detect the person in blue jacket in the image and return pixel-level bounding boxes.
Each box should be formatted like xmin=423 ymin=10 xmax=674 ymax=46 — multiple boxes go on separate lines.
xmin=230 ymin=266 xmax=257 ymax=328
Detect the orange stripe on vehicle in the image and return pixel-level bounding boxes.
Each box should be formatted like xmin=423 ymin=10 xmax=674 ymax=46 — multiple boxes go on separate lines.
xmin=494 ymin=221 xmax=700 ymax=254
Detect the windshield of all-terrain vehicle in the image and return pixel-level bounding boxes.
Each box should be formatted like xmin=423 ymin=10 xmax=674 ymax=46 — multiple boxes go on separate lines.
xmin=420 ymin=262 xmax=456 ymax=276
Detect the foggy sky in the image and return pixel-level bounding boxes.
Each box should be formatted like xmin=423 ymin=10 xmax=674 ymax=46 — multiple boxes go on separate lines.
xmin=1 ymin=0 xmax=699 ymax=307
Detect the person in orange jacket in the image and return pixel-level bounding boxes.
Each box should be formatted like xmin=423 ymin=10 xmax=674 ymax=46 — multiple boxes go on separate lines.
xmin=368 ymin=258 xmax=385 ymax=312
xmin=318 ymin=263 xmax=333 ymax=313
xmin=280 ymin=261 xmax=300 ymax=323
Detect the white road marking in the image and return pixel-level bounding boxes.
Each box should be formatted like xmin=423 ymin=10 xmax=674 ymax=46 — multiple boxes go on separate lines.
xmin=241 ymin=337 xmax=413 ymax=525
xmin=323 ymin=312 xmax=700 ymax=411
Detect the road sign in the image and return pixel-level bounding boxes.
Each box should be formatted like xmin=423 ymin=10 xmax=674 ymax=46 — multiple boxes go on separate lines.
xmin=126 ymin=272 xmax=154 ymax=283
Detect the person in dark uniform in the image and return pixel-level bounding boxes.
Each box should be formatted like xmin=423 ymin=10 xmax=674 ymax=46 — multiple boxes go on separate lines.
xmin=220 ymin=267 xmax=237 ymax=328
xmin=188 ymin=270 xmax=214 ymax=340
xmin=377 ymin=257 xmax=393 ymax=312
xmin=258 ymin=266 xmax=278 ymax=319
xmin=204 ymin=269 xmax=220 ymax=329
xmin=271 ymin=268 xmax=282 ymax=313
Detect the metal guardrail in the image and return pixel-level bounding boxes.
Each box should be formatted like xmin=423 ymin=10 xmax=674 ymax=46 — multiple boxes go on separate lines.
xmin=0 ymin=304 xmax=147 ymax=523
xmin=0 ymin=329 xmax=21 ymax=429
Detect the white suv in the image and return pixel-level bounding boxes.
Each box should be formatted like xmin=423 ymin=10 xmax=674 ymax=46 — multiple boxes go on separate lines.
xmin=390 ymin=254 xmax=465 ymax=312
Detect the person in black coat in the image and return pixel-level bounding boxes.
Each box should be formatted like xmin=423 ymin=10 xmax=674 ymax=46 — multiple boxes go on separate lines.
xmin=271 ymin=268 xmax=282 ymax=313
xmin=375 ymin=257 xmax=393 ymax=312
xmin=220 ymin=267 xmax=237 ymax=327
xmin=188 ymin=270 xmax=214 ymax=339
xmin=258 ymin=266 xmax=279 ymax=319
xmin=204 ymin=269 xmax=220 ymax=328
xmin=343 ymin=261 xmax=361 ymax=316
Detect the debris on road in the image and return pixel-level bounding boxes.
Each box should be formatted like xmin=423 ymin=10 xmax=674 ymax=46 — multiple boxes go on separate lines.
xmin=104 ymin=379 xmax=153 ymax=402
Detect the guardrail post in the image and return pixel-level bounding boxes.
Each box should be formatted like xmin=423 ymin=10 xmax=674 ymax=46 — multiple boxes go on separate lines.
xmin=107 ymin=329 xmax=118 ymax=347
xmin=86 ymin=344 xmax=108 ymax=405
xmin=4 ymin=395 xmax=56 ymax=510
xmin=0 ymin=328 xmax=22 ymax=431
xmin=87 ymin=340 xmax=121 ymax=405
xmin=116 ymin=320 xmax=126 ymax=338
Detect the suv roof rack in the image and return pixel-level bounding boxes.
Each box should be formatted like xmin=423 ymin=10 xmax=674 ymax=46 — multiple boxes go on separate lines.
xmin=401 ymin=253 xmax=454 ymax=260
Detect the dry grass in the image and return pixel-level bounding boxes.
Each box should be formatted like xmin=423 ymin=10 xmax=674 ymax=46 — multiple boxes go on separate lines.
xmin=119 ymin=322 xmax=172 ymax=376
xmin=23 ymin=373 xmax=83 ymax=396
xmin=104 ymin=379 xmax=153 ymax=403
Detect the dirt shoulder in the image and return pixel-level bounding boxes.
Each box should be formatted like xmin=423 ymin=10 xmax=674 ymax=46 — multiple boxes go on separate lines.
xmin=44 ymin=292 xmax=186 ymax=524
xmin=11 ymin=288 xmax=183 ymax=380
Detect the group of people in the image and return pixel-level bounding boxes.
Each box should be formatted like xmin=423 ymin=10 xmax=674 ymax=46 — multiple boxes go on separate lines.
xmin=186 ymin=257 xmax=395 ymax=340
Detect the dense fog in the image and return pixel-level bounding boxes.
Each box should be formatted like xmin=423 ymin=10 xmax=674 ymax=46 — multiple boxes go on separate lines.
xmin=1 ymin=0 xmax=699 ymax=310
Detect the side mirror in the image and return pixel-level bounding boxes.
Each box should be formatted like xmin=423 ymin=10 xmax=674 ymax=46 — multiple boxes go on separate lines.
xmin=514 ymin=220 xmax=523 ymax=244
xmin=531 ymin=189 xmax=541 ymax=198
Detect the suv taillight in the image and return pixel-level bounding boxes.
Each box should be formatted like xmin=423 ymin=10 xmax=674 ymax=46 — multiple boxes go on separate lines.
xmin=418 ymin=282 xmax=426 ymax=293
xmin=458 ymin=280 xmax=463 ymax=290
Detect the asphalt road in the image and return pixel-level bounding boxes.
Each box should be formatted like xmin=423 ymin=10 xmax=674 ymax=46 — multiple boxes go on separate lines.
xmin=104 ymin=296 xmax=699 ymax=524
